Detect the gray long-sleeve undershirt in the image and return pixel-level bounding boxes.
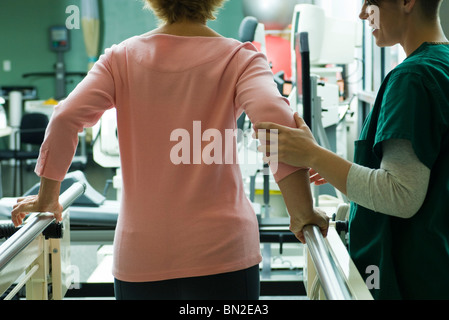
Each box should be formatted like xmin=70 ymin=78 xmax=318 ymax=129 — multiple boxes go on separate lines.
xmin=346 ymin=139 xmax=430 ymax=218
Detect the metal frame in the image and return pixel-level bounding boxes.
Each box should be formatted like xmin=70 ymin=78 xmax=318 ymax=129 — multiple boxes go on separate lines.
xmin=0 ymin=182 xmax=85 ymax=300
xmin=303 ymin=225 xmax=373 ymax=300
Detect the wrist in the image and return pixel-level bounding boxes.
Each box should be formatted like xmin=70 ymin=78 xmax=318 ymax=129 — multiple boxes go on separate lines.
xmin=308 ymin=144 xmax=326 ymax=169
xmin=289 ymin=209 xmax=315 ymax=225
xmin=38 ymin=177 xmax=61 ymax=203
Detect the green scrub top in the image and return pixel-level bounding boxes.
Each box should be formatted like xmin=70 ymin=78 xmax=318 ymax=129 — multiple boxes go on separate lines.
xmin=348 ymin=42 xmax=449 ymax=300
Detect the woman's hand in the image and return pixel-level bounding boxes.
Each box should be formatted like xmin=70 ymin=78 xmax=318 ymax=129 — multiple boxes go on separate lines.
xmin=290 ymin=208 xmax=330 ymax=244
xmin=11 ymin=177 xmax=63 ymax=227
xmin=11 ymin=195 xmax=63 ymax=227
xmin=254 ymin=112 xmax=321 ymax=169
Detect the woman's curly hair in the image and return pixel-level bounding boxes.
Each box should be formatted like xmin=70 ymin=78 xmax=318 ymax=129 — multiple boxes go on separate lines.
xmin=144 ymin=0 xmax=227 ymax=24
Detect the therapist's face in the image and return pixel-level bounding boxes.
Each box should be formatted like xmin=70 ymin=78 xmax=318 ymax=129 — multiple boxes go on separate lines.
xmin=359 ymin=0 xmax=405 ymax=47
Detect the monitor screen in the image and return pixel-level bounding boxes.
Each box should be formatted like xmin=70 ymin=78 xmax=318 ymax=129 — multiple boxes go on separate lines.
xmin=291 ymin=4 xmax=355 ymax=66
xmin=50 ymin=26 xmax=70 ymax=52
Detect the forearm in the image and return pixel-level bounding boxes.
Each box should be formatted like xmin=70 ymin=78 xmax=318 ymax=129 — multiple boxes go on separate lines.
xmin=278 ymin=168 xmax=329 ymax=242
xmin=309 ymin=145 xmax=352 ymax=195
xmin=278 ymin=168 xmax=314 ymax=218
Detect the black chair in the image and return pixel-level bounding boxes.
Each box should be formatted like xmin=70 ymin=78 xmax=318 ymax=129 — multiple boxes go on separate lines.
xmin=0 ymin=113 xmax=49 ymax=196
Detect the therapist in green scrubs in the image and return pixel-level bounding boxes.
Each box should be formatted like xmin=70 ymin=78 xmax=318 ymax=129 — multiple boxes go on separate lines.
xmin=255 ymin=0 xmax=449 ymax=299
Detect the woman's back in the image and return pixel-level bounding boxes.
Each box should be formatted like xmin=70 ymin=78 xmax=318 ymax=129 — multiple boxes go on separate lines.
xmin=38 ymin=33 xmax=298 ymax=282
xmin=114 ymin=35 xmax=263 ymax=282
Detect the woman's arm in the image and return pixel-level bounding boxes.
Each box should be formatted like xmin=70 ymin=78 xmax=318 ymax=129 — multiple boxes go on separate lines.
xmin=35 ymin=47 xmax=116 ymax=182
xmin=11 ymin=48 xmax=116 ymax=226
xmin=235 ymin=47 xmax=329 ymax=241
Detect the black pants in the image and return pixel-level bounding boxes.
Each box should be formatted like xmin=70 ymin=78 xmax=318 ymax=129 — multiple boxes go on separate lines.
xmin=114 ymin=265 xmax=260 ymax=300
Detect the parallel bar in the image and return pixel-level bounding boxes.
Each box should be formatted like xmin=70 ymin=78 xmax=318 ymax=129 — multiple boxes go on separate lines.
xmin=0 ymin=182 xmax=86 ymax=272
xmin=303 ymin=225 xmax=353 ymax=300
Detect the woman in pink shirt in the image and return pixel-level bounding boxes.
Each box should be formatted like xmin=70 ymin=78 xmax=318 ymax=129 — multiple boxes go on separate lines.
xmin=11 ymin=0 xmax=328 ymax=299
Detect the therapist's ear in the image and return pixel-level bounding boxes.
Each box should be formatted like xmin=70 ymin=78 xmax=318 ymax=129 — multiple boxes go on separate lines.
xmin=402 ymin=0 xmax=417 ymax=14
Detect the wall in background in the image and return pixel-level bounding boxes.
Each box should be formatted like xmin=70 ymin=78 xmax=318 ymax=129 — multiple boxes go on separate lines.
xmin=0 ymin=0 xmax=82 ymax=99
xmin=0 ymin=0 xmax=244 ymax=100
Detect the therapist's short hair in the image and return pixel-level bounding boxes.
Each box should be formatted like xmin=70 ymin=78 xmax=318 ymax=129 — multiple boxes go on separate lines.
xmin=144 ymin=0 xmax=227 ymax=24
xmin=368 ymin=0 xmax=442 ymax=21
xmin=419 ymin=0 xmax=443 ymax=20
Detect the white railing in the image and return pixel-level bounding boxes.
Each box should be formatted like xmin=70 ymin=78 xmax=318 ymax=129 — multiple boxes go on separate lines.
xmin=303 ymin=224 xmax=373 ymax=300
xmin=0 ymin=182 xmax=85 ymax=300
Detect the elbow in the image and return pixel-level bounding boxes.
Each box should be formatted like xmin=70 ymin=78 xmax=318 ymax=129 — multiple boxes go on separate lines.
xmin=377 ymin=205 xmax=418 ymax=219
xmin=380 ymin=190 xmax=425 ymax=219
xmin=397 ymin=187 xmax=426 ymax=219
xmin=391 ymin=207 xmax=419 ymax=219
xmin=397 ymin=201 xmax=423 ymax=219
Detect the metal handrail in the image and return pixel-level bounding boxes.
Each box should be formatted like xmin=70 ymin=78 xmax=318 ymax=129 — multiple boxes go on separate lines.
xmin=303 ymin=225 xmax=353 ymax=300
xmin=0 ymin=182 xmax=86 ymax=272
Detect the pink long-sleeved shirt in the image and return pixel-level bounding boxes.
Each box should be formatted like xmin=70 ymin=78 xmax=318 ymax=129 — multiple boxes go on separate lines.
xmin=35 ymin=34 xmax=300 ymax=282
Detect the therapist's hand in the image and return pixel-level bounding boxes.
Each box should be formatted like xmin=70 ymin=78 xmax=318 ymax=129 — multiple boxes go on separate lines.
xmin=309 ymin=168 xmax=327 ymax=186
xmin=254 ymin=113 xmax=321 ymax=169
